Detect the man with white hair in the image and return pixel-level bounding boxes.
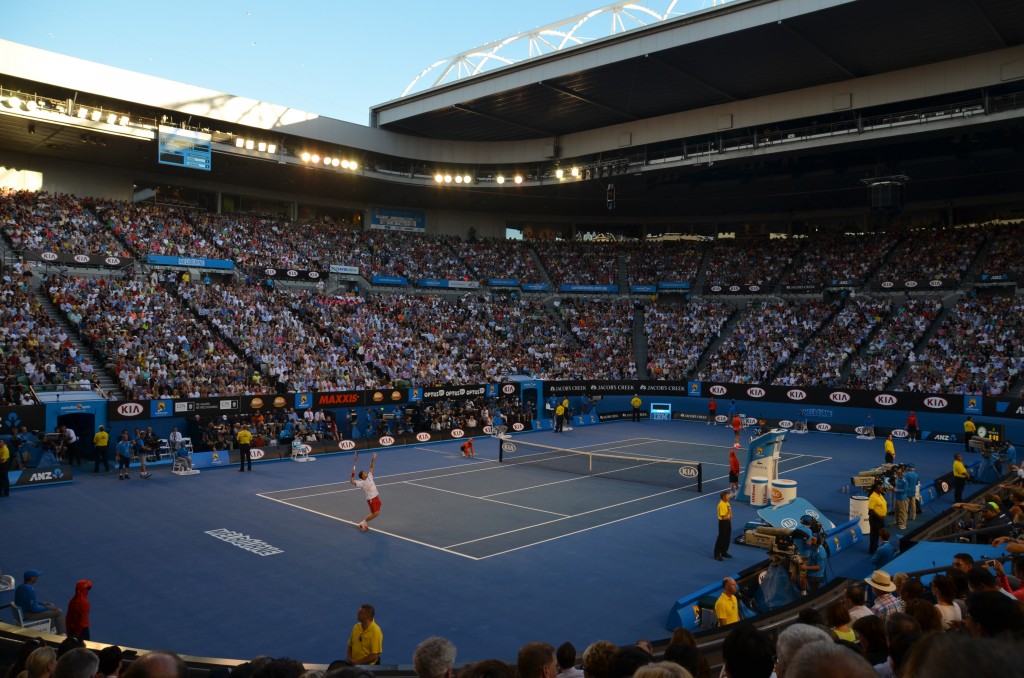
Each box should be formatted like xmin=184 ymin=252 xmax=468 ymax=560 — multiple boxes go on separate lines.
xmin=413 ymin=637 xmax=457 ymax=678
xmin=54 ymin=647 xmax=100 ymax=678
xmin=773 ymin=624 xmax=832 ymax=678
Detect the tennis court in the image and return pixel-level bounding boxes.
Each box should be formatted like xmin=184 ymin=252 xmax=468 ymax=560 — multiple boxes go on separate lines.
xmin=258 ymin=435 xmax=829 ymax=559
xmin=4 ymin=420 xmax=952 ymax=664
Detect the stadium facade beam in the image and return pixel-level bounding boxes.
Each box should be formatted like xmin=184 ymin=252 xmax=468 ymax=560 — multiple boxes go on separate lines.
xmin=776 ymin=21 xmax=858 ymax=80
xmin=967 ymin=0 xmax=1009 ymax=48
xmin=536 ymin=81 xmax=638 ymax=122
xmin=450 ymin=103 xmax=558 ymax=138
xmin=643 ymin=54 xmax=738 ymax=102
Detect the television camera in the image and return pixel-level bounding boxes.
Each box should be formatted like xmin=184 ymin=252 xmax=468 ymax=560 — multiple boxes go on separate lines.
xmin=850 ymin=462 xmax=909 ymax=489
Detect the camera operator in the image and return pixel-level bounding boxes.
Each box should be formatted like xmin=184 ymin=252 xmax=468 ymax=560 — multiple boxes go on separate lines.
xmin=799 ymin=533 xmax=828 ymax=594
xmin=893 ymin=466 xmax=910 ymax=530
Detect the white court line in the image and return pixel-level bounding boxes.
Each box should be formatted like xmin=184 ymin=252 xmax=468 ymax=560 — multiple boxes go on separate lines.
xmin=460 ymin=455 xmax=835 ymax=558
xmin=402 ymin=480 xmax=568 ymax=516
xmin=259 ymin=457 xmax=502 ymax=499
xmin=259 ymin=447 xmax=834 ymax=559
xmin=256 ymin=493 xmax=483 ymax=560
xmin=446 ymin=482 xmax=695 ymax=549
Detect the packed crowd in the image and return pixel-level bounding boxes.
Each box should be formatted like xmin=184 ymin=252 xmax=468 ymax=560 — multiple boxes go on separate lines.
xmin=772 ymin=296 xmax=891 ymax=387
xmin=702 ymin=239 xmax=802 ymax=290
xmin=781 ymin=233 xmax=900 ymax=288
xmin=644 ymin=301 xmax=734 ymax=381
xmin=557 ymin=298 xmax=638 ymax=380
xmin=0 ymin=277 xmax=96 ymax=402
xmin=875 ymin=226 xmax=983 ymax=283
xmin=902 ymin=294 xmax=1024 ymax=395
xmin=977 ymin=220 xmax=1024 ymax=279
xmin=845 ymin=298 xmax=943 ymax=391
xmin=532 ymin=241 xmax=620 ymax=287
xmin=187 ymin=283 xmax=377 ymax=393
xmin=46 ymin=275 xmax=260 ymax=399
xmin=622 ymin=241 xmax=704 ymax=287
xmin=453 ymin=237 xmax=547 ymax=284
xmin=697 ymin=300 xmax=833 ymax=384
xmin=0 ymin=190 xmax=129 ymax=257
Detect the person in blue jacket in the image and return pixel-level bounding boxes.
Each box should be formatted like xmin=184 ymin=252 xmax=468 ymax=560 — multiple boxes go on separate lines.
xmin=15 ymin=569 xmax=66 ymax=634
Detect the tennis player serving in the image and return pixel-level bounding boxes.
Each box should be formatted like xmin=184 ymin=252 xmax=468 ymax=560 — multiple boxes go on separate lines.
xmin=350 ymin=452 xmax=381 ymax=532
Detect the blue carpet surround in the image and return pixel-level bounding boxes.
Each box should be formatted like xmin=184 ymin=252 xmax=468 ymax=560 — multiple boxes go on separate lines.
xmin=3 ymin=421 xmax=968 ymax=664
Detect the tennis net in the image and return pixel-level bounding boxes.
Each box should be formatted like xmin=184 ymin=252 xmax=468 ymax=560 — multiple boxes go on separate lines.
xmin=498 ymin=438 xmax=703 ymax=492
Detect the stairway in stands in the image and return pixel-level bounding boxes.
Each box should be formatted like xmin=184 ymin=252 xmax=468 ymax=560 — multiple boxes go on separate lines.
xmin=689 ymin=300 xmax=742 ymax=378
xmin=632 ymin=304 xmax=649 ymax=379
xmin=527 ymin=243 xmax=555 ymax=289
xmin=33 ymin=276 xmax=125 ymax=399
xmin=888 ymin=292 xmax=962 ymax=390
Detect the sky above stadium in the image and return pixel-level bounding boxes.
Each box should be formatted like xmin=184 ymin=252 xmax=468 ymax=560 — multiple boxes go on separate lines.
xmin=1 ymin=0 xmax=721 ymax=126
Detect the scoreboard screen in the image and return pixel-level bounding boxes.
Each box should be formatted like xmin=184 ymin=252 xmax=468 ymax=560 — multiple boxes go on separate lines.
xmin=158 ymin=125 xmax=212 ymax=171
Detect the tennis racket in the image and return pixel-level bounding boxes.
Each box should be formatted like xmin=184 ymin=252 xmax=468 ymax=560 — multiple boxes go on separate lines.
xmin=352 ymin=450 xmax=359 ymax=474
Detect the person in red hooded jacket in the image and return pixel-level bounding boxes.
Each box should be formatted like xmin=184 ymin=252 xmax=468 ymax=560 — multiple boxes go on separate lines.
xmin=66 ymin=580 xmax=93 ymax=640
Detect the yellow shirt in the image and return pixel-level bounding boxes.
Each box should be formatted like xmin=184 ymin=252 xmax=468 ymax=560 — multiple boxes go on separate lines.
xmin=953 ymin=460 xmax=968 ymax=478
xmin=715 ymin=592 xmax=739 ymax=625
xmin=884 ymin=439 xmax=895 ymax=458
xmin=93 ymin=431 xmax=109 ymax=447
xmin=868 ymin=491 xmax=887 ymax=518
xmin=964 ymin=420 xmax=977 ymax=434
xmin=0 ymin=441 xmax=9 ymax=464
xmin=717 ymin=499 xmax=732 ymax=521
xmin=236 ymin=429 xmax=252 ymax=445
xmin=348 ymin=620 xmax=383 ymax=664
xmin=631 ymin=396 xmax=641 ymax=408
xmin=555 ymin=405 xmax=565 ymax=416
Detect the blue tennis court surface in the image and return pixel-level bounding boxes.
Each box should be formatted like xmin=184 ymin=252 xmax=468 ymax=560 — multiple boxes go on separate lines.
xmin=3 ymin=420 xmax=958 ymax=665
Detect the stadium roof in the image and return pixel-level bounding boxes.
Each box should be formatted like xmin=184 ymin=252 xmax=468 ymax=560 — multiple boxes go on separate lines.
xmin=373 ymin=0 xmax=1024 ymax=141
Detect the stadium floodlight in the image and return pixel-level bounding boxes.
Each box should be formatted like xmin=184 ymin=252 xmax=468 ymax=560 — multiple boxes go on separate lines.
xmin=310 ymin=154 xmax=320 ymax=163
xmin=245 ymin=139 xmax=255 ymax=150
xmin=119 ymin=115 xmax=129 ymax=126
xmin=301 ymin=152 xmax=311 ymax=162
xmin=463 ymin=175 xmax=472 ymax=183
xmin=349 ymin=161 xmax=358 ymax=171
xmin=91 ymin=110 xmax=102 ymax=121
xmin=323 ymin=156 xmax=332 ymax=165
xmin=555 ymin=168 xmax=564 ymax=179
xmin=77 ymin=107 xmax=89 ymax=119
xmin=496 ymin=175 xmax=505 ymax=184
xmin=331 ymin=158 xmax=340 ymax=167
xmin=26 ymin=100 xmax=38 ymax=111
xmin=444 ymin=175 xmax=452 ymax=183
xmin=455 ymin=175 xmax=463 ymax=184
xmin=514 ymin=175 xmax=523 ymax=184
xmin=257 ymin=142 xmax=267 ymax=152
xmin=235 ymin=138 xmax=245 ymax=148
xmin=435 ymin=174 xmax=444 ymax=183
xmin=571 ymin=167 xmax=580 ymax=177
xmin=267 ymin=144 xmax=277 ymax=154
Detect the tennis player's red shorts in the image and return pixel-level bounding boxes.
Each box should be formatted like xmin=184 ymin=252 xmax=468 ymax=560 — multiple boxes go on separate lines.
xmin=367 ymin=496 xmax=382 ymax=513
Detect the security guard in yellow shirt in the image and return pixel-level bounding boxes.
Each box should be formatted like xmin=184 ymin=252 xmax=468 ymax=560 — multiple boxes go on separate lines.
xmin=92 ymin=426 xmax=110 ymax=473
xmin=868 ymin=482 xmax=888 ymax=554
xmin=630 ymin=394 xmax=642 ymax=422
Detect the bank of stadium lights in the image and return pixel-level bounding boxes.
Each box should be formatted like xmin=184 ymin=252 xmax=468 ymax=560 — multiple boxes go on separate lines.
xmin=433 ymin=172 xmax=533 ymax=186
xmin=299 ymin=151 xmax=358 ymax=171
xmin=234 ymin=137 xmax=278 ymax=154
xmin=433 ymin=173 xmax=473 ymax=184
